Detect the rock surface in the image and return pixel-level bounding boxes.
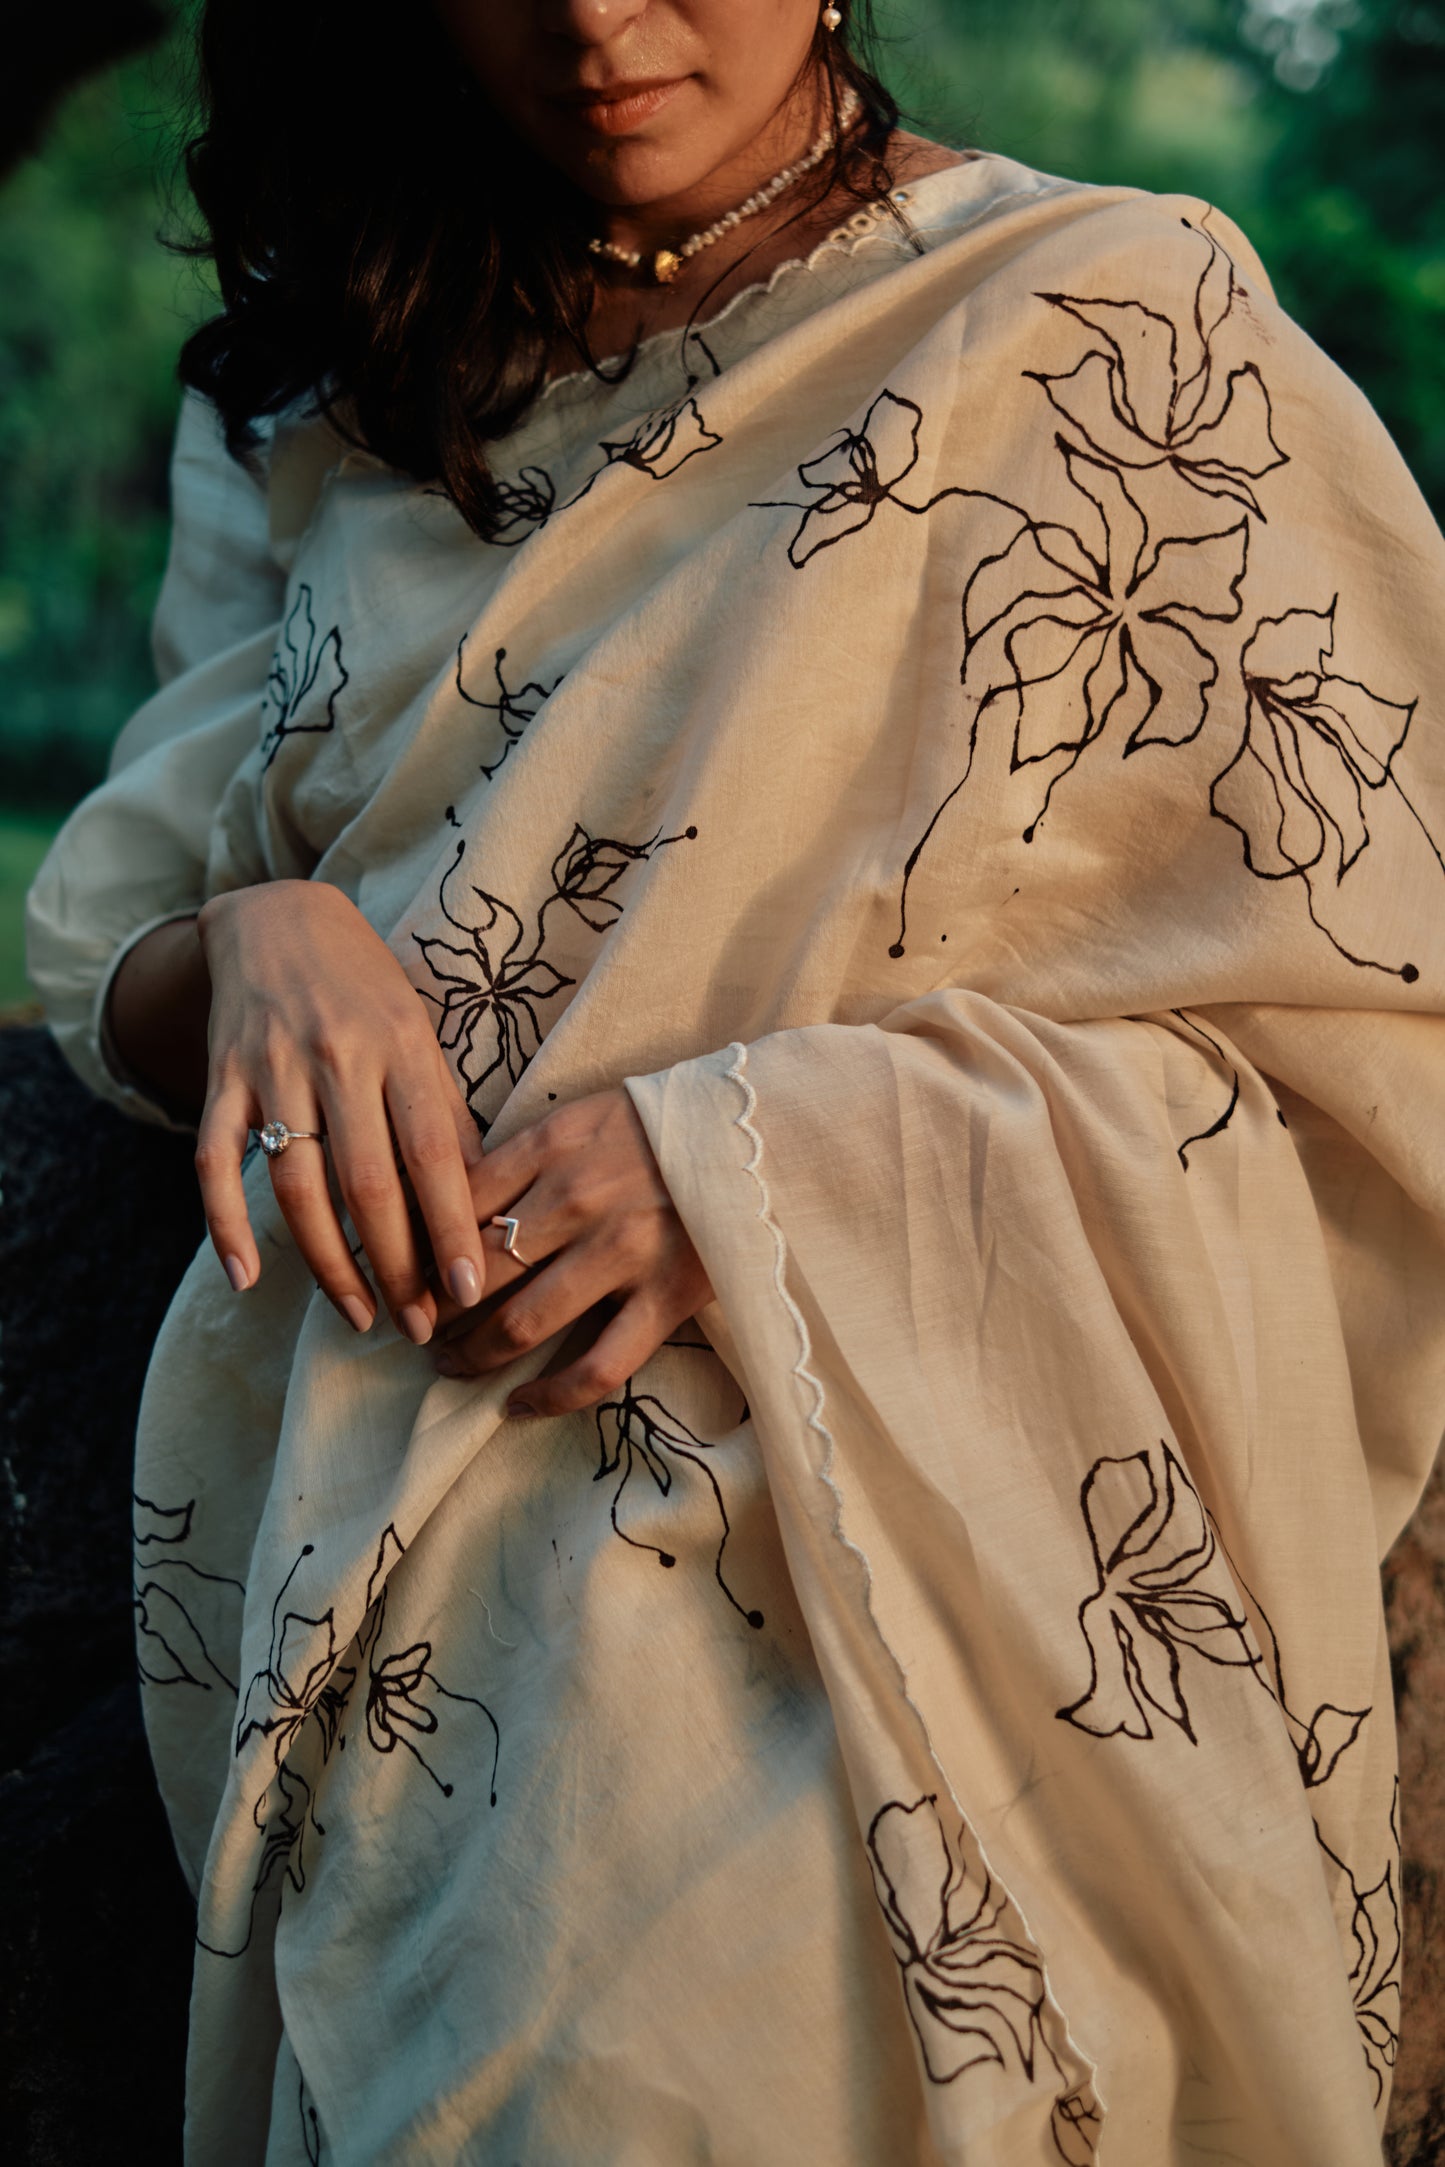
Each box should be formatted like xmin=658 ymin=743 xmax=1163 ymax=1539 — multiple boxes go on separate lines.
xmin=1 ymin=1024 xmax=198 ymax=2166
xmin=1 ymin=1020 xmax=1440 ymax=2162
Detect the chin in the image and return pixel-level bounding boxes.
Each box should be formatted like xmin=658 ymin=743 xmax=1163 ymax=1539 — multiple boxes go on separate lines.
xmin=527 ymin=83 xmax=727 ymax=208
xmin=565 ymin=138 xmax=716 ymax=212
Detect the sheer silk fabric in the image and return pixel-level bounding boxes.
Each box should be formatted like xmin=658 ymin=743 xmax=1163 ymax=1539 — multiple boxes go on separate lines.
xmin=27 ymin=157 xmax=1445 ymax=2164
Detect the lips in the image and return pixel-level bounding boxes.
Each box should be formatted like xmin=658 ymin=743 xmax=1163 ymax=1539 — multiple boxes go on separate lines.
xmin=556 ymin=78 xmax=686 ymax=135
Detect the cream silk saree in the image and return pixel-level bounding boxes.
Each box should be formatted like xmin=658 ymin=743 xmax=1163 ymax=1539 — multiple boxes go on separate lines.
xmin=27 ymin=156 xmax=1445 ymax=2165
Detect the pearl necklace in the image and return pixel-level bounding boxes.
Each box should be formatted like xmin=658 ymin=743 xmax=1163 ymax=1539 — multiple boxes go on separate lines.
xmin=589 ymin=89 xmax=862 ymax=286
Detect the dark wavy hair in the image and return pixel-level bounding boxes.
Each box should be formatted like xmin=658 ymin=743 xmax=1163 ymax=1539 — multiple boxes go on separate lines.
xmin=177 ymin=2 xmax=901 ymax=540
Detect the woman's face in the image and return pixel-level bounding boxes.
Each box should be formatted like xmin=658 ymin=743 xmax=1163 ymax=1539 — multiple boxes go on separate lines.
xmin=433 ymin=0 xmax=826 ymax=212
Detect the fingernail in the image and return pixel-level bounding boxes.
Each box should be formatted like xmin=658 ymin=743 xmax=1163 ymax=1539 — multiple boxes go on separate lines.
xmin=224 ymin=1255 xmax=250 ymax=1293
xmin=447 ymin=1258 xmax=482 ymax=1307
xmin=434 ymin=1349 xmax=467 ymax=1378
xmin=399 ymin=1304 xmax=433 ymax=1347
xmin=507 ymin=1397 xmax=538 ymax=1419
xmin=338 ymin=1295 xmax=373 ymax=1334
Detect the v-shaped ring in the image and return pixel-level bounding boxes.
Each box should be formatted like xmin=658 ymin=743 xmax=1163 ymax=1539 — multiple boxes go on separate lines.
xmin=489 ymin=1215 xmax=529 ymax=1267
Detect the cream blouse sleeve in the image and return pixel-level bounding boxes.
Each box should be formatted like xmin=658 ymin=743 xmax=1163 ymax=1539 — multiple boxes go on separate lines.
xmin=24 ymin=392 xmax=286 ymax=1124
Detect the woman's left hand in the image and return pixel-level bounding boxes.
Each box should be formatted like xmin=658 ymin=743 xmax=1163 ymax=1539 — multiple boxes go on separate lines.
xmin=432 ymin=1088 xmax=712 ymax=1415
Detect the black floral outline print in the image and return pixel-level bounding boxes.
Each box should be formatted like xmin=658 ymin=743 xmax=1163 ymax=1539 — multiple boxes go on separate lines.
xmin=453 ymin=638 xmax=564 ymax=780
xmin=890 ymin=440 xmax=1249 ymax=954
xmin=133 ymin=1492 xmax=245 ymax=1696
xmin=251 ymin=1763 xmax=315 ymax=1904
xmin=887 ymin=223 xmax=1287 ymax=957
xmin=1316 ymin=1785 xmax=1401 ymax=2108
xmin=299 ymin=2071 xmax=323 ymax=2165
xmin=865 ymin=1795 xmax=1101 ymax=2161
xmin=1210 ymin=599 xmax=1438 ymax=983
xmin=592 ymin=1377 xmax=764 ymax=1630
xmin=352 ymin=1524 xmax=501 ymax=1805
xmin=1055 ymin=1442 xmax=1243 ymax=1744
xmin=488 ymin=362 xmax=723 ymax=544
xmin=1056 ymin=1441 xmax=1369 ymax=1792
xmin=260 ymin=584 xmax=349 ymax=770
xmin=200 ymin=1524 xmax=500 ymax=1959
xmin=414 ymin=849 xmax=576 ymax=1118
xmin=752 ymin=389 xmax=977 ymax=567
xmin=597 ymin=392 xmax=722 ymax=480
xmin=1207 ymin=1514 xmax=1371 ymax=1792
xmin=890 ymin=217 xmax=1440 ymax=978
xmin=1169 ymin=1010 xmax=1240 ymax=1169
xmin=234 ymin=1543 xmax=338 ymax=1762
xmin=199 ymin=1545 xmax=351 ymax=1958
xmin=415 ymin=820 xmax=696 ymax=1123
xmin=489 ymin=465 xmax=557 ymax=546
xmin=541 ymin=820 xmax=696 ymax=935
xmin=559 ymin=388 xmax=724 ymax=518
xmin=967 ymin=441 xmax=1247 ymax=825
xmin=195 ymin=1756 xmax=320 ymax=1960
xmin=1051 ymin=2087 xmax=1105 ymax=2167
xmin=1028 ymin=222 xmax=1287 ymax=518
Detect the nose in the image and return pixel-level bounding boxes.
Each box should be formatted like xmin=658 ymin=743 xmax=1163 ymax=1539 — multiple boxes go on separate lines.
xmin=543 ymin=0 xmax=650 ymax=45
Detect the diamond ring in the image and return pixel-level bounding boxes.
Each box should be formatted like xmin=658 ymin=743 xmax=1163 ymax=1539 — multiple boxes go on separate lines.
xmin=258 ymin=1119 xmax=326 ymax=1159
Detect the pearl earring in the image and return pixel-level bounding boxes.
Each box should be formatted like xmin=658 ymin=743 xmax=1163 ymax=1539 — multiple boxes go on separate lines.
xmin=822 ymin=5 xmax=842 ymax=28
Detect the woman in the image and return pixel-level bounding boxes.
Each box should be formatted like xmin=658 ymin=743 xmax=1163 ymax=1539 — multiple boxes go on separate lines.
xmin=26 ymin=1 xmax=1445 ymax=2160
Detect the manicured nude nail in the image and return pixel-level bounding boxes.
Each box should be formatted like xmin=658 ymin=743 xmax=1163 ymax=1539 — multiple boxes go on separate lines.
xmin=433 ymin=1349 xmax=467 ymax=1378
xmin=399 ymin=1304 xmax=433 ymax=1347
xmin=447 ymin=1258 xmax=482 ymax=1308
xmin=507 ymin=1397 xmax=538 ymax=1419
xmin=338 ymin=1295 xmax=373 ymax=1334
xmin=224 ymin=1255 xmax=250 ymax=1293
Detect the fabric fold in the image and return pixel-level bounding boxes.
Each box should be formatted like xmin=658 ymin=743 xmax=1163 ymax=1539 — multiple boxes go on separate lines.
xmin=628 ymin=999 xmax=1394 ymax=2165
xmin=27 ymin=152 xmax=1444 ymax=2160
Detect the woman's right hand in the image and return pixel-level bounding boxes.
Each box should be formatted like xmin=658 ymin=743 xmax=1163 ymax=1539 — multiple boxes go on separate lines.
xmin=179 ymin=880 xmax=488 ymax=1342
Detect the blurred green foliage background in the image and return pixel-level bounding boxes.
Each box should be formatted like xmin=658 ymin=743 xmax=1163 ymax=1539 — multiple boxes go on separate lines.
xmin=1 ymin=0 xmax=1442 ymax=1003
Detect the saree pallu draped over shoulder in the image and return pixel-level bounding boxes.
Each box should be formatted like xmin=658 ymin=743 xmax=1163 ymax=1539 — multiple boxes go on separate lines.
xmin=27 ymin=158 xmax=1445 ymax=2165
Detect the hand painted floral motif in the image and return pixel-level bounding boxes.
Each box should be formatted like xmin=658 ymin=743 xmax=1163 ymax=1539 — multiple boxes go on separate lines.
xmin=1168 ymin=1009 xmax=1240 ymax=1170
xmin=235 ymin=1543 xmax=338 ymax=1760
xmin=593 ymin=1377 xmax=764 ymax=1629
xmin=1051 ymin=2087 xmax=1105 ymax=2167
xmin=133 ymin=1492 xmax=245 ymax=1696
xmin=597 ymin=392 xmax=722 ymax=480
xmin=755 ymin=390 xmax=930 ymax=565
xmin=886 ymin=227 xmax=1285 ymax=955
xmin=260 ymin=583 xmax=349 ymax=770
xmin=299 ymin=2073 xmax=323 ymax=2165
xmin=1057 ymin=1442 xmax=1369 ymax=1792
xmin=545 ymin=821 xmax=696 ymax=935
xmin=1057 ymin=1443 xmax=1259 ymax=1744
xmin=202 ymin=1524 xmax=501 ymax=1959
xmin=196 ymin=1758 xmax=319 ymax=1959
xmin=1316 ymin=1788 xmax=1402 ymax=2108
xmin=354 ymin=1527 xmax=501 ymax=1804
xmin=489 ymin=465 xmax=557 ymax=546
xmin=454 ymin=638 xmax=563 ymax=780
xmin=251 ymin=1764 xmax=315 ymax=1901
xmin=1210 ymin=600 xmax=1437 ymax=982
xmin=865 ymin=1795 xmax=1101 ymax=2161
xmin=415 ymin=821 xmax=696 ymax=1123
xmin=891 ymin=447 xmax=1250 ymax=952
xmin=494 ymin=376 xmax=722 ymax=536
xmin=1205 ymin=1515 xmax=1371 ymax=1792
xmin=1029 ymin=225 xmax=1287 ymax=516
xmin=414 ymin=844 xmax=576 ymax=1118
xmin=959 ymin=441 xmax=1248 ymax=839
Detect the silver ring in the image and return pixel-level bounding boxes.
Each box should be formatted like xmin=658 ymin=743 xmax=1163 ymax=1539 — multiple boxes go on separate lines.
xmin=490 ymin=1215 xmax=530 ymax=1267
xmin=258 ymin=1119 xmax=326 ymax=1160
